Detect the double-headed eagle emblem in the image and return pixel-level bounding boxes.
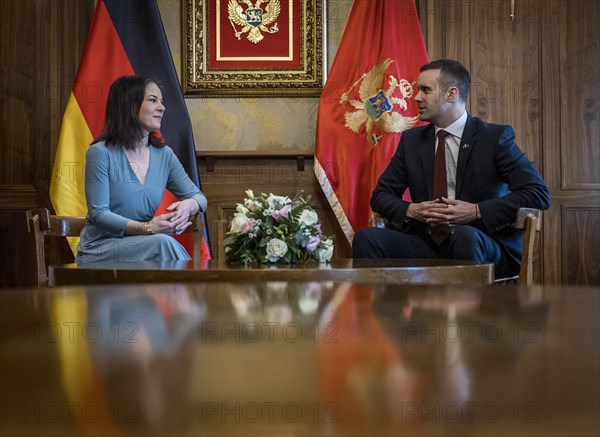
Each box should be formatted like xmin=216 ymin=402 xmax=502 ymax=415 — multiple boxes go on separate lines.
xmin=341 ymin=58 xmax=418 ymax=145
xmin=228 ymin=0 xmax=281 ymax=44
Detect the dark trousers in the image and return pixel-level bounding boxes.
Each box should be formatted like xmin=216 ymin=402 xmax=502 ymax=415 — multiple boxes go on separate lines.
xmin=352 ymin=225 xmax=519 ymax=278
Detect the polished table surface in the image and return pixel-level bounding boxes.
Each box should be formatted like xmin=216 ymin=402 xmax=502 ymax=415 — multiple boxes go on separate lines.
xmin=0 ymin=282 xmax=598 ymax=436
xmin=49 ymin=258 xmax=494 ymax=286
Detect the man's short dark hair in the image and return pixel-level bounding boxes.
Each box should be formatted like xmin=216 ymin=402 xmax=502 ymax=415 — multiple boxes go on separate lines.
xmin=420 ymin=59 xmax=471 ymax=103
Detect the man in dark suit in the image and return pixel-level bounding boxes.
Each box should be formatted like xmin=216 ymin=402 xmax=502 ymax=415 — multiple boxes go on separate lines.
xmin=352 ymin=59 xmax=550 ymax=278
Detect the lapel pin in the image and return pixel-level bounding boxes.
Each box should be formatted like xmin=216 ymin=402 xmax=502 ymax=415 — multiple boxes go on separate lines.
xmin=462 ymin=144 xmax=470 ymax=149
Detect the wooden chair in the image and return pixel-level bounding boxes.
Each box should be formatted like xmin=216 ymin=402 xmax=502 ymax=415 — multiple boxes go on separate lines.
xmin=26 ymin=208 xmax=204 ymax=287
xmin=26 ymin=208 xmax=85 ymax=287
xmin=495 ymin=208 xmax=542 ymax=286
xmin=369 ymin=207 xmax=542 ymax=286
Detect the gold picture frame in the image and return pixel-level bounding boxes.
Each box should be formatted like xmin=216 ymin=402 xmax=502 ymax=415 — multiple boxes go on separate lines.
xmin=182 ymin=0 xmax=325 ymax=97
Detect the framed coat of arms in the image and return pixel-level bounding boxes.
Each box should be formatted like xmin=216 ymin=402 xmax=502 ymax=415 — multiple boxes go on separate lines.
xmin=182 ymin=0 xmax=326 ymax=97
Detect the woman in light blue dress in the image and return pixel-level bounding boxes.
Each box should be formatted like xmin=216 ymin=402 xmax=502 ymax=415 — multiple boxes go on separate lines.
xmin=76 ymin=76 xmax=207 ymax=264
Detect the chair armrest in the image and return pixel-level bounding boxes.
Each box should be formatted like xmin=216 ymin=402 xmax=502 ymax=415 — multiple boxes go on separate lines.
xmin=49 ymin=216 xmax=87 ymax=237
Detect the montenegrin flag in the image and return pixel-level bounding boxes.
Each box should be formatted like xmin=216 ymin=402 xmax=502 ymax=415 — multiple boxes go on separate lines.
xmin=50 ymin=0 xmax=211 ymax=260
xmin=314 ymin=0 xmax=429 ymax=243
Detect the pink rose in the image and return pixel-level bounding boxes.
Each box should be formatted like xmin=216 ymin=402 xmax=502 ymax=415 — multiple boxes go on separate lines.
xmin=241 ymin=219 xmax=255 ymax=234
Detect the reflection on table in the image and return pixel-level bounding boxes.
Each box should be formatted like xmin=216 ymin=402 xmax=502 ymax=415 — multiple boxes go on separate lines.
xmin=0 ymin=282 xmax=597 ymax=436
xmin=49 ymin=258 xmax=494 ymax=286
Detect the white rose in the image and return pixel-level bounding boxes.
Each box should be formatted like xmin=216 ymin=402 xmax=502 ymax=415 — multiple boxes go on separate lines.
xmin=266 ymin=238 xmax=288 ymax=262
xmin=298 ymin=209 xmax=318 ymax=227
xmin=230 ymin=212 xmax=250 ymax=234
xmin=245 ymin=189 xmax=255 ymax=199
xmin=317 ymin=239 xmax=334 ymax=263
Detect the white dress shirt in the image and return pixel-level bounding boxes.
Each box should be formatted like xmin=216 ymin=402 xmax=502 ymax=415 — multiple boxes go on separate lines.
xmin=434 ymin=111 xmax=468 ymax=200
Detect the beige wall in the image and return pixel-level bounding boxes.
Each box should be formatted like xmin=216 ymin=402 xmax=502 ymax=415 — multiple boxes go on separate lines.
xmin=158 ymin=0 xmax=353 ymax=154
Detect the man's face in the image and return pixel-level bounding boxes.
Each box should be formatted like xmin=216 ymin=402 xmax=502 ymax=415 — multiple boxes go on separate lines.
xmin=414 ymin=69 xmax=450 ymax=124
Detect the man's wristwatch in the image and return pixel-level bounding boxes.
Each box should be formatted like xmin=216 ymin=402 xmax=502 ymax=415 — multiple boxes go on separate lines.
xmin=144 ymin=222 xmax=153 ymax=235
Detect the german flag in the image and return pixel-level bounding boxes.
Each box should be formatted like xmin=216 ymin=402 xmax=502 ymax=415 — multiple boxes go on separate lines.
xmin=50 ymin=0 xmax=211 ymax=260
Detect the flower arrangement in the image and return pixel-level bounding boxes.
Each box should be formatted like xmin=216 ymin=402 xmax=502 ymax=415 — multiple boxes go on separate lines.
xmin=224 ymin=190 xmax=334 ymax=265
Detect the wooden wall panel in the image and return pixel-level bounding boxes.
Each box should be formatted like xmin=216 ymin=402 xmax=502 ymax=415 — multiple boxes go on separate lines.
xmin=1 ymin=1 xmax=49 ymax=288
xmin=469 ymin=0 xmax=542 ymax=165
xmin=561 ymin=206 xmax=600 ymax=285
xmin=508 ymin=0 xmax=542 ymax=167
xmin=539 ymin=0 xmax=560 ymax=189
xmin=422 ymin=0 xmax=599 ymax=285
xmin=198 ymin=156 xmax=353 ymax=263
xmin=0 ymin=0 xmax=93 ymax=287
xmin=1 ymin=1 xmax=38 ymax=189
xmin=540 ymin=0 xmax=562 ymax=284
xmin=419 ymin=0 xmax=472 ymax=68
xmin=470 ymin=2 xmax=512 ymax=124
xmin=542 ymin=191 xmax=599 ymax=284
xmin=560 ymin=0 xmax=599 ymax=190
xmin=541 ymin=0 xmax=600 ymax=285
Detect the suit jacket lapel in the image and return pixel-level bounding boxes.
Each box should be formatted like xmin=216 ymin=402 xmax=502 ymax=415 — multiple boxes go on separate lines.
xmin=456 ymin=115 xmax=477 ymax=197
xmin=421 ymin=124 xmax=436 ymax=200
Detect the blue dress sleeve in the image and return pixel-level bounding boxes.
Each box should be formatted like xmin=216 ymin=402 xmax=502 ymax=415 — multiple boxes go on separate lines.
xmin=164 ymin=147 xmax=208 ymax=212
xmin=85 ymin=144 xmax=130 ymax=236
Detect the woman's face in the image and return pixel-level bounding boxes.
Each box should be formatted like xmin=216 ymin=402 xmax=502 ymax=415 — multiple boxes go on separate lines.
xmin=139 ymin=82 xmax=165 ymax=134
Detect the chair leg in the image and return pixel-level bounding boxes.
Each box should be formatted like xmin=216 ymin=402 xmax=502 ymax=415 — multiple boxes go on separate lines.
xmin=26 ymin=210 xmax=49 ymax=287
xmin=193 ymin=215 xmax=204 ymax=268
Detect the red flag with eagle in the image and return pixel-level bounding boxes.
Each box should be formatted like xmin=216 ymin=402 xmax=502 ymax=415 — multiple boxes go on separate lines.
xmin=314 ymin=0 xmax=429 ymax=244
xmin=50 ymin=0 xmax=211 ymax=260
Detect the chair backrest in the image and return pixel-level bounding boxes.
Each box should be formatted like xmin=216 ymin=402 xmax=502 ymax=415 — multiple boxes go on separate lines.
xmin=26 ymin=208 xmax=205 ymax=287
xmin=514 ymin=207 xmax=542 ymax=286
xmin=26 ymin=208 xmax=86 ymax=287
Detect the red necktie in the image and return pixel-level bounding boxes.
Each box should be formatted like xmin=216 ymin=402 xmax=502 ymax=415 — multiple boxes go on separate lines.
xmin=431 ymin=130 xmax=450 ymax=245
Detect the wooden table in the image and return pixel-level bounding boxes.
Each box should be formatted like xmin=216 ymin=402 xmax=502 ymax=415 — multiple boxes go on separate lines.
xmin=49 ymin=258 xmax=494 ymax=286
xmin=0 ymin=282 xmax=597 ymax=436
